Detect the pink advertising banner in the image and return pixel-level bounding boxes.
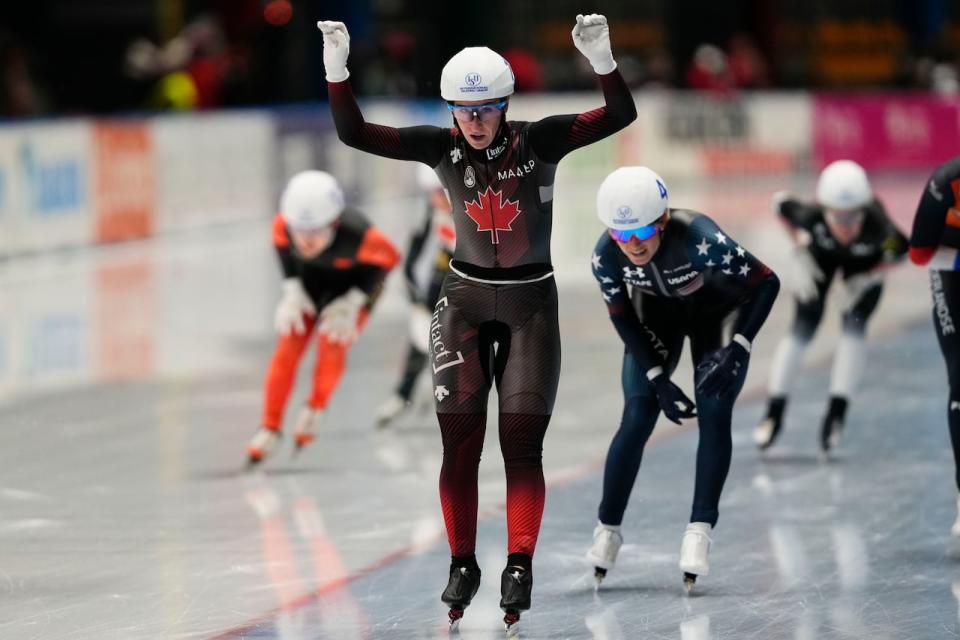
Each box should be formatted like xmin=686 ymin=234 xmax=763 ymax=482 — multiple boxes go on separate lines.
xmin=813 ymin=94 xmax=960 ymax=170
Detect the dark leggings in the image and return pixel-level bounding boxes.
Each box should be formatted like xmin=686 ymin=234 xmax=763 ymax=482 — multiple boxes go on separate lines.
xmin=598 ymin=302 xmax=747 ymax=528
xmin=791 ymin=267 xmax=883 ymax=342
xmin=931 ymin=269 xmax=960 ymax=492
xmin=432 ymin=273 xmax=561 ymax=557
xmin=395 ymin=346 xmax=429 ymax=401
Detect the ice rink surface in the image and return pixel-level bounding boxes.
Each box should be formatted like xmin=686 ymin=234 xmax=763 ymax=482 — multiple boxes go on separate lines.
xmin=0 ymin=173 xmax=957 ymax=639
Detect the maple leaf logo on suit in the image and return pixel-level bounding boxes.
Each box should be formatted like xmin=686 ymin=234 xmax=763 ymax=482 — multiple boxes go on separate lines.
xmin=464 ymin=187 xmax=522 ymax=244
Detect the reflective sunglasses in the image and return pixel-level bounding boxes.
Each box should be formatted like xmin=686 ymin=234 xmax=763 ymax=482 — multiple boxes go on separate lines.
xmin=608 ymin=224 xmax=660 ymax=243
xmin=447 ymin=100 xmax=508 ymax=123
xmin=290 ymin=222 xmax=336 ymax=238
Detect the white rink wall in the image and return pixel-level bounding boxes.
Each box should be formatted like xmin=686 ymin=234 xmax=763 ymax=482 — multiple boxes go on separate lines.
xmin=2 ymin=92 xmax=958 ymax=258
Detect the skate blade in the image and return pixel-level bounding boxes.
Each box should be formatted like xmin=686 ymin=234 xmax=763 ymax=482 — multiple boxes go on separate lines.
xmin=503 ymin=610 xmax=521 ymax=637
xmin=682 ymin=572 xmax=697 ymax=595
xmin=374 ymin=419 xmax=392 ymax=430
xmin=244 ymin=456 xmax=264 ymax=471
xmin=756 ymin=438 xmax=776 ymax=452
xmin=291 ymin=438 xmax=313 ymax=459
xmin=593 ymin=567 xmax=607 ymax=589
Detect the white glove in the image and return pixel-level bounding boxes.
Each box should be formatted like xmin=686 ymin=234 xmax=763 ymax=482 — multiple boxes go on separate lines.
xmin=770 ymin=190 xmax=791 ymax=214
xmin=572 ymin=14 xmax=616 ymax=75
xmin=839 ymin=271 xmax=883 ymax=313
xmin=317 ymin=20 xmax=350 ymax=82
xmin=319 ymin=288 xmax=367 ymax=345
xmin=274 ymin=278 xmax=317 ymax=336
xmin=408 ymin=304 xmax=431 ymax=353
xmin=432 ymin=213 xmax=456 ymax=253
xmin=790 ymin=246 xmax=825 ymax=304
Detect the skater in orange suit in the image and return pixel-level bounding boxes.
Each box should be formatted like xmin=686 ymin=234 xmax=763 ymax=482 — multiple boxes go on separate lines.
xmin=247 ymin=170 xmax=399 ymax=466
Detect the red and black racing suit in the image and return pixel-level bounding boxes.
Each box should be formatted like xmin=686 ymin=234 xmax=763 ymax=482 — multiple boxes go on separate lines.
xmin=910 ymin=155 xmax=960 ymax=493
xmin=329 ymin=72 xmax=636 ymax=562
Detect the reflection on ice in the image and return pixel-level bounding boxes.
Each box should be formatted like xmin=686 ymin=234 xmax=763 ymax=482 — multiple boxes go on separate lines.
xmin=584 ymin=604 xmax=625 ymax=639
xmin=832 ymin=524 xmax=868 ymax=590
xmin=679 ymin=614 xmax=711 ymax=640
xmin=769 ymin=524 xmax=808 ymax=583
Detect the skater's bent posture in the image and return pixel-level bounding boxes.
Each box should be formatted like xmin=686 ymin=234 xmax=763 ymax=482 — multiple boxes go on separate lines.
xmin=375 ymin=165 xmax=456 ymax=428
xmin=754 ymin=160 xmax=907 ymax=454
xmin=246 ymin=171 xmax=399 ymax=465
xmin=586 ymin=166 xmax=779 ymax=591
xmin=908 ymin=154 xmax=960 ymax=536
xmin=319 ymin=13 xmax=636 ymax=631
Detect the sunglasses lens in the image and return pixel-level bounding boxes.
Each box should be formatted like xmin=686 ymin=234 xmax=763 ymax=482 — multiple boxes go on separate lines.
xmin=475 ymin=107 xmax=501 ymax=122
xmin=611 ymin=224 xmax=658 ymax=242
xmin=448 ymin=101 xmax=505 ymax=122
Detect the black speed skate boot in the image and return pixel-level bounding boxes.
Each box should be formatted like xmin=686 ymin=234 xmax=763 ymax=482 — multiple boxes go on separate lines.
xmin=753 ymin=396 xmax=786 ymax=451
xmin=500 ymin=556 xmax=532 ymax=637
xmin=441 ymin=561 xmax=481 ymax=631
xmin=819 ymin=396 xmax=848 ymax=457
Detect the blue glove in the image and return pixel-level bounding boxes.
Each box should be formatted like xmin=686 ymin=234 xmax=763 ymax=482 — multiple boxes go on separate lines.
xmin=651 ymin=374 xmax=697 ymax=424
xmin=695 ymin=342 xmax=749 ymax=398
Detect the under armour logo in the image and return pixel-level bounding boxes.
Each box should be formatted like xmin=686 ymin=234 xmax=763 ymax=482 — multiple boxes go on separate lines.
xmin=435 ymin=385 xmax=450 ymax=402
xmin=623 ymin=266 xmax=644 ymax=279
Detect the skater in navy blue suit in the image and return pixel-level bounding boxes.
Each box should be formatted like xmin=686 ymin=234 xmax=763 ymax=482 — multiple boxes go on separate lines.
xmin=584 ymin=166 xmax=779 ymax=592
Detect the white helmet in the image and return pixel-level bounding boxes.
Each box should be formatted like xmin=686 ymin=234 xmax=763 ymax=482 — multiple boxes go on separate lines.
xmin=597 ymin=166 xmax=670 ymax=229
xmin=416 ymin=164 xmax=442 ymax=193
xmin=440 ymin=47 xmax=514 ymax=102
xmin=280 ymin=170 xmax=344 ymax=231
xmin=816 ymin=160 xmax=872 ymax=210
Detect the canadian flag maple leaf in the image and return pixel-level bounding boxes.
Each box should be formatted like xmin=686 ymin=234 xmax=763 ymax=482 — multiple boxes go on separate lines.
xmin=464 ymin=186 xmax=522 ymax=244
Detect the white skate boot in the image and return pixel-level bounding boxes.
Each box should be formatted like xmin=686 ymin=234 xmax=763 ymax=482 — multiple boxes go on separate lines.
xmin=374 ymin=394 xmax=408 ymax=429
xmin=679 ymin=522 xmax=712 ymax=593
xmin=246 ymin=427 xmax=281 ymax=467
xmin=952 ymin=495 xmax=960 ymax=537
xmin=292 ymin=407 xmax=324 ymax=455
xmin=753 ymin=416 xmax=782 ymax=450
xmin=754 ymin=397 xmax=786 ymax=451
xmin=585 ymin=522 xmax=622 ymax=586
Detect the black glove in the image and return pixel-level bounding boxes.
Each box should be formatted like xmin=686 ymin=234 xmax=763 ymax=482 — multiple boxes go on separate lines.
xmin=651 ymin=374 xmax=697 ymax=425
xmin=695 ymin=342 xmax=749 ymax=398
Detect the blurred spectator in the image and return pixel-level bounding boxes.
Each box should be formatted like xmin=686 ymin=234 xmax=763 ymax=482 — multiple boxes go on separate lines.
xmin=125 ymin=13 xmax=254 ymax=110
xmin=643 ymin=48 xmax=676 ymax=88
xmin=727 ymin=33 xmax=769 ymax=88
xmin=0 ymin=31 xmax=45 ymax=117
xmin=502 ymin=47 xmax=545 ymax=92
xmin=931 ymin=61 xmax=959 ymax=94
xmin=361 ymin=29 xmax=417 ymax=96
xmin=906 ymin=53 xmax=960 ymax=94
xmin=685 ymin=44 xmax=735 ymax=92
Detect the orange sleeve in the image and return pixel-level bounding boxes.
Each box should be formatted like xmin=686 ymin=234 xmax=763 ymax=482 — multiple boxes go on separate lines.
xmin=357 ymin=227 xmax=400 ymax=270
xmin=272 ymin=213 xmax=290 ymax=248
